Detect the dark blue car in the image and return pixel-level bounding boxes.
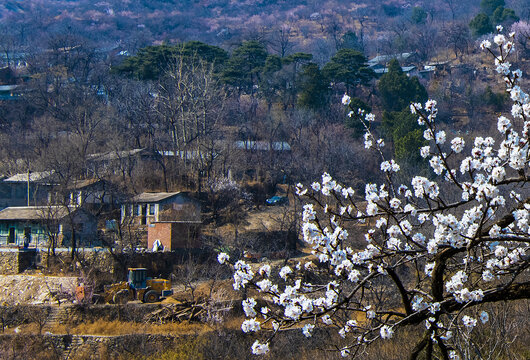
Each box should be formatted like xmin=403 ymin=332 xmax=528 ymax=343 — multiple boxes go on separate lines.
xmin=266 ymin=196 xmax=288 ymax=205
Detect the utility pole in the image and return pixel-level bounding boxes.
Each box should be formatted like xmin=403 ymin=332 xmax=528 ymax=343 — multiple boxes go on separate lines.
xmin=27 ymin=169 xmax=31 ymax=206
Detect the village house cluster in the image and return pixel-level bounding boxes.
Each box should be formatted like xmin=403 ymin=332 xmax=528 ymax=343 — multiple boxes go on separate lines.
xmin=0 ymin=167 xmax=202 ymax=253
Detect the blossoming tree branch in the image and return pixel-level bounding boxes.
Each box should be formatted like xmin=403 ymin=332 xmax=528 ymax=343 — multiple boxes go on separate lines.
xmin=219 ymin=28 xmax=530 ymax=359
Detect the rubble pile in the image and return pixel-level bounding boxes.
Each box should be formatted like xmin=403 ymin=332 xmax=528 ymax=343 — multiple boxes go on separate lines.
xmin=0 ymin=275 xmax=78 ymax=305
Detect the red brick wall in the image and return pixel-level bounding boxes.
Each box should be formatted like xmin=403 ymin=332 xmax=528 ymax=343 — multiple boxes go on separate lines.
xmin=147 ymin=222 xmax=201 ymax=251
xmin=147 ymin=223 xmax=172 ymax=250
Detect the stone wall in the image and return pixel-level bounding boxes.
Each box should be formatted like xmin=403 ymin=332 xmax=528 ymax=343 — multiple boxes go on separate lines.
xmin=35 ymin=247 xmax=212 ymax=282
xmin=0 ymin=304 xmax=179 ymax=329
xmin=0 ymin=334 xmax=177 ymax=360
xmin=0 ymin=328 xmax=333 ymax=360
xmin=0 ymin=249 xmax=37 ymax=274
xmin=56 ymin=303 xmax=175 ymax=325
xmin=39 ymin=249 xmax=119 ymax=276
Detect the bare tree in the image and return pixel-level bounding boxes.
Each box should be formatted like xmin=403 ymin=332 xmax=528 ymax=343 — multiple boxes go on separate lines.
xmin=443 ymin=22 xmax=471 ymax=59
xmin=269 ymin=24 xmax=295 ymax=58
xmin=155 ymin=54 xmax=226 ymax=192
xmin=442 ymin=0 xmax=461 ymax=21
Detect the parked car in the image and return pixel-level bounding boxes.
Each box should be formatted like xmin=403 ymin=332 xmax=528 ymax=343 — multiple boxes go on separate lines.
xmin=266 ymin=196 xmax=288 ymax=205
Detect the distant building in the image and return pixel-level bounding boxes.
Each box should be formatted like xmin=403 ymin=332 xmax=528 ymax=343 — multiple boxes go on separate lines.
xmin=86 ymin=148 xmax=165 ymax=177
xmin=0 ymin=206 xmax=97 ymax=247
xmin=373 ymin=65 xmax=418 ymax=77
xmin=0 ymin=84 xmax=23 ymax=100
xmin=419 ymin=60 xmax=453 ymax=79
xmin=121 ymin=192 xmax=201 ymax=226
xmin=367 ymin=52 xmax=421 ymax=67
xmin=65 ymin=179 xmax=122 ymax=208
xmin=0 ymin=171 xmax=55 ymax=209
xmin=233 ymin=140 xmax=291 ymax=152
xmin=0 ymin=52 xmax=28 ymax=69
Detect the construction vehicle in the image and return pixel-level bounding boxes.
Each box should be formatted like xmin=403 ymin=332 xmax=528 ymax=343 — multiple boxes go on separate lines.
xmin=77 ymin=268 xmax=173 ymax=304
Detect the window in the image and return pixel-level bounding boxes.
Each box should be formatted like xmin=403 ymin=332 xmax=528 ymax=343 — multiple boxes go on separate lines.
xmin=24 ymin=227 xmax=31 ymax=243
xmin=149 ymin=204 xmax=155 ymax=215
xmin=8 ymin=227 xmax=15 ymax=243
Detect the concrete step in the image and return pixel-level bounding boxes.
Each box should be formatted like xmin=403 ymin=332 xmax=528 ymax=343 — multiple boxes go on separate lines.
xmin=42 ymin=306 xmax=61 ymax=332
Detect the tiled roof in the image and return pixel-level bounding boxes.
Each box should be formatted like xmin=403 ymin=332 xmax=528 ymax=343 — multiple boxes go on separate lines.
xmin=0 ymin=206 xmax=72 ymax=220
xmin=131 ymin=192 xmax=183 ymax=203
xmin=4 ymin=171 xmax=55 ymax=183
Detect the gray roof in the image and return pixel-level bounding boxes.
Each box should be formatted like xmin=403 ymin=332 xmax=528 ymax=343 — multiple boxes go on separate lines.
xmin=68 ymin=178 xmax=103 ymax=190
xmin=234 ymin=141 xmax=291 ymax=151
xmin=87 ymin=148 xmax=150 ymax=162
xmin=0 ymin=206 xmax=72 ymax=221
xmin=131 ymin=192 xmax=183 ymax=203
xmin=368 ymin=52 xmax=415 ymax=65
xmin=4 ymin=171 xmax=55 ymax=183
xmin=0 ymin=85 xmax=19 ymax=91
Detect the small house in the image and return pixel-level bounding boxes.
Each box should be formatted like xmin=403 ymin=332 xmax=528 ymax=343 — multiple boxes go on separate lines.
xmin=86 ymin=148 xmax=161 ymax=177
xmin=0 ymin=206 xmax=97 ymax=247
xmin=121 ymin=192 xmax=201 ymax=226
xmin=0 ymin=171 xmax=55 ymax=209
xmin=66 ymin=179 xmax=122 ymax=209
xmin=233 ymin=140 xmax=291 ymax=152
xmin=0 ymin=52 xmax=28 ymax=69
xmin=367 ymin=52 xmax=421 ymax=68
xmin=372 ymin=65 xmax=418 ymax=77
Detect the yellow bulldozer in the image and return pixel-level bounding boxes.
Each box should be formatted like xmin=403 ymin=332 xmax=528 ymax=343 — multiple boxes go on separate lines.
xmin=77 ymin=268 xmax=173 ymax=304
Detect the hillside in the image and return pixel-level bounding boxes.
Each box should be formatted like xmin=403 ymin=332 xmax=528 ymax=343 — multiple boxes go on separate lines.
xmin=0 ymin=0 xmax=485 ymax=55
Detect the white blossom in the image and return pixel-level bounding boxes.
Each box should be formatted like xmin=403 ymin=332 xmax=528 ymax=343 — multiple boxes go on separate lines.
xmin=259 ymin=264 xmax=271 ymax=277
xmin=462 ymin=315 xmax=477 ymax=330
xmin=424 ymin=262 xmax=435 ymax=277
xmin=302 ymin=323 xmax=315 ymax=337
xmin=321 ymin=314 xmax=333 ymax=325
xmin=449 ymin=350 xmax=460 ymax=360
xmin=435 ymin=130 xmax=446 ymax=144
xmin=420 ymin=146 xmax=430 ymax=158
xmin=295 ymin=183 xmax=307 ymax=196
xmin=380 ymin=325 xmax=394 ymax=339
xmin=480 ymin=40 xmax=492 ymax=49
xmin=251 ymin=340 xmax=270 ymax=355
xmin=451 ymin=137 xmax=465 ymax=153
xmin=242 ymin=298 xmax=257 ymax=317
xmin=381 ymin=159 xmax=400 ymax=172
xmin=242 ymin=318 xmax=261 ymax=333
xmin=217 ymin=252 xmax=229 ymax=264
xmin=497 ymin=116 xmax=511 ymax=134
xmin=227 ymin=37 xmax=530 ymax=358
xmin=494 ymin=34 xmax=506 ymax=45
xmin=424 ymin=129 xmax=434 ymax=140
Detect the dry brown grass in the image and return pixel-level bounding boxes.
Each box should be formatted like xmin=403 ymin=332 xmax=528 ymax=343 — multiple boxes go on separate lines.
xmin=61 ymin=320 xmax=210 ymax=336
xmin=6 ymin=320 xmax=211 ymax=336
